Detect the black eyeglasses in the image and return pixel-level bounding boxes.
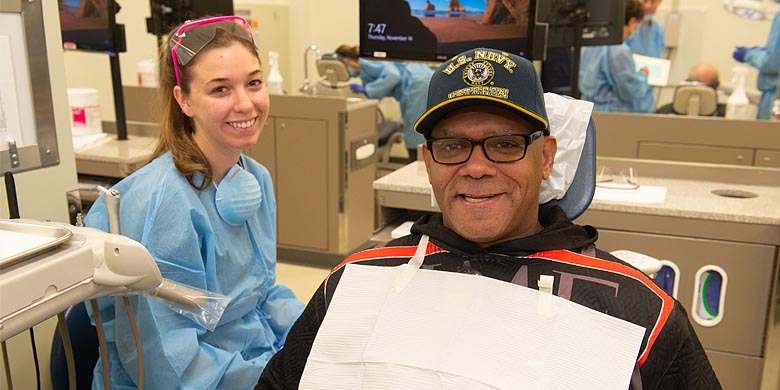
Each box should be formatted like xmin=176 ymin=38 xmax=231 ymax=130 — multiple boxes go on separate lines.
xmin=426 ymin=131 xmax=544 ymax=165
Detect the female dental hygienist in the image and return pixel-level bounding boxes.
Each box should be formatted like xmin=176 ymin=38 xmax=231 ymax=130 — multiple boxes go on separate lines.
xmin=84 ymin=16 xmax=304 ymax=389
xmin=733 ymin=0 xmax=780 ymax=120
xmin=336 ymin=44 xmax=433 ymax=161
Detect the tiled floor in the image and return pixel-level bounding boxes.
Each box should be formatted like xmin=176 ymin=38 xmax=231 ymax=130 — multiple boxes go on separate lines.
xmin=276 ymin=261 xmax=332 ymax=303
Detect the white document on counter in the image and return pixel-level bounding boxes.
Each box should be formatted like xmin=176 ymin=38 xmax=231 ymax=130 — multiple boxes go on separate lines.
xmin=594 ymin=185 xmax=668 ymax=204
xmin=299 ymin=263 xmax=645 ymax=390
xmin=72 ymin=130 xmax=108 ymax=150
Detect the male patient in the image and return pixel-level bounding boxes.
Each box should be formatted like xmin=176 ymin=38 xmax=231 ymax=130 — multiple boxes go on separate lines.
xmin=656 ymin=63 xmax=726 ymax=116
xmin=257 ymin=48 xmax=720 ymax=390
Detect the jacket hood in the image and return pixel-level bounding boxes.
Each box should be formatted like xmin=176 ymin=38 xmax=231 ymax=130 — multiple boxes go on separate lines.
xmin=410 ymin=205 xmax=598 ymax=256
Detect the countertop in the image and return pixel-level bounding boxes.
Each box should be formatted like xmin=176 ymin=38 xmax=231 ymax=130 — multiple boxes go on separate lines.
xmin=373 ymin=161 xmax=780 ymax=226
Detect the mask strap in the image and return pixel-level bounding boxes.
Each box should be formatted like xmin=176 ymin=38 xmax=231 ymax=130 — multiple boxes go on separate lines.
xmin=213 ymin=182 xmax=225 ymax=201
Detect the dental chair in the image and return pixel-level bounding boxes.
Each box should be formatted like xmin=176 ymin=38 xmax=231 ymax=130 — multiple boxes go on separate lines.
xmin=542 ymin=116 xmax=596 ymax=221
xmin=672 ymin=84 xmax=718 ymax=116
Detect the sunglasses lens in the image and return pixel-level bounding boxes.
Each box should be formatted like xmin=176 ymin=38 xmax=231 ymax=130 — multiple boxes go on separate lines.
xmin=170 ymin=18 xmax=254 ymax=67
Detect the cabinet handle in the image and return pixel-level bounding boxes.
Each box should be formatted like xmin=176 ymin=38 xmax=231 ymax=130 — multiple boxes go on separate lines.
xmin=735 ymin=155 xmax=744 ymax=161
xmin=763 ymin=156 xmax=772 ymax=162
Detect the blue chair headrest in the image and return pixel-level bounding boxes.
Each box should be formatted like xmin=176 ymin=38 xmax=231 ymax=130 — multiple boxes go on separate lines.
xmin=542 ymin=116 xmax=596 ymax=220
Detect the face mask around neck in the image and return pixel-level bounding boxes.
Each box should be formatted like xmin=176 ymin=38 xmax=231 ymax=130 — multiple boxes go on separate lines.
xmin=214 ymin=163 xmax=262 ymax=226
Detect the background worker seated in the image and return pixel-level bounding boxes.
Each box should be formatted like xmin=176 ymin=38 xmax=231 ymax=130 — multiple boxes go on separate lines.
xmin=656 ymin=63 xmax=726 ymax=117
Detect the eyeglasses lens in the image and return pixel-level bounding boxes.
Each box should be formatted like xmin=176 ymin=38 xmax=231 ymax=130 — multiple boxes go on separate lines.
xmin=430 ymin=134 xmax=532 ymax=164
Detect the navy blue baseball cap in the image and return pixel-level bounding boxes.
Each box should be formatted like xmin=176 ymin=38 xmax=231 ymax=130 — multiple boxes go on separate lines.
xmin=414 ymin=48 xmax=549 ymax=138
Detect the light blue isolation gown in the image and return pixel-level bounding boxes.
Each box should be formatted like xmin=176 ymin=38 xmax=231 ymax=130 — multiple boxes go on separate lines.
xmin=359 ymin=59 xmax=434 ymax=150
xmin=579 ymin=43 xmax=650 ymax=113
xmin=626 ymin=19 xmax=665 ymax=113
xmin=84 ymin=152 xmax=304 ymax=389
xmin=744 ymin=12 xmax=780 ymax=119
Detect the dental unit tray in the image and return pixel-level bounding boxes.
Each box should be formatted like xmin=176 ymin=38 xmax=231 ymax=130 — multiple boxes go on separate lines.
xmin=0 ymin=219 xmax=228 ymax=342
xmin=0 ymin=219 xmax=72 ymax=269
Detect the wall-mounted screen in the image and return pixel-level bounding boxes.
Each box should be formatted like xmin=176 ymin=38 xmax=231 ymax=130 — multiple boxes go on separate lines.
xmin=147 ymin=0 xmax=234 ymax=39
xmin=536 ymin=0 xmax=625 ymax=48
xmin=360 ymin=0 xmax=536 ymax=62
xmin=59 ymin=0 xmax=124 ymax=53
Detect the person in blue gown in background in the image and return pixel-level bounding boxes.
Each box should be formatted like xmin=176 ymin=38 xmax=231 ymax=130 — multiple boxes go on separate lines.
xmin=626 ymin=0 xmax=665 ymax=113
xmin=85 ymin=16 xmax=304 ymax=389
xmin=336 ymin=44 xmax=434 ymax=162
xmin=579 ymin=0 xmax=649 ymax=113
xmin=733 ymin=0 xmax=780 ymax=120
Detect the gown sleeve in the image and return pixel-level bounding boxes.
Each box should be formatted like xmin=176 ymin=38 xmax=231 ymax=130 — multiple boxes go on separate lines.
xmin=607 ymin=45 xmax=650 ymax=103
xmin=745 ymin=12 xmax=780 ymax=76
xmin=360 ymin=60 xmax=402 ymax=100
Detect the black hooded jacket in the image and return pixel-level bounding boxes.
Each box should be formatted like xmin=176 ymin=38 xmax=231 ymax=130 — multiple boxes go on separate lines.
xmin=258 ymin=206 xmax=720 ymax=390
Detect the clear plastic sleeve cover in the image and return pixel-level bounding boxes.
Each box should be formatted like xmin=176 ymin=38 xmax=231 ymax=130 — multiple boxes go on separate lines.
xmin=141 ymin=279 xmax=230 ymax=331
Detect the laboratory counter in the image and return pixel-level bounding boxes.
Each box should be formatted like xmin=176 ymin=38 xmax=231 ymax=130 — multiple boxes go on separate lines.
xmin=373 ymin=159 xmax=780 ymax=226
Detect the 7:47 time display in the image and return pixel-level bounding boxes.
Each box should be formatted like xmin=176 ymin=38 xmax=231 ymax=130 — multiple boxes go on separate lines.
xmin=366 ymin=23 xmax=387 ymax=34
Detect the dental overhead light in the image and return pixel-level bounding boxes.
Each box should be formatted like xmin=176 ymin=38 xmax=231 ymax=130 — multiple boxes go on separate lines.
xmin=723 ymin=0 xmax=774 ymax=20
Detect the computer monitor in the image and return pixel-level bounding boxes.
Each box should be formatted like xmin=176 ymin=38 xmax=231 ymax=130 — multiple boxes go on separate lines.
xmin=147 ymin=0 xmax=234 ymax=40
xmin=59 ymin=0 xmax=126 ymax=53
xmin=359 ymin=0 xmax=537 ymax=62
xmin=536 ymin=0 xmax=625 ymax=49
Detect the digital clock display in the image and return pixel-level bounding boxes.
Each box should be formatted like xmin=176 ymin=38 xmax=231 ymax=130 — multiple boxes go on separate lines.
xmin=360 ymin=0 xmax=532 ymax=62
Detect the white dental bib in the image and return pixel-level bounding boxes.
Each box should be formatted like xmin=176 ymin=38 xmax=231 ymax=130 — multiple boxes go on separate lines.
xmin=300 ymin=236 xmax=646 ymax=389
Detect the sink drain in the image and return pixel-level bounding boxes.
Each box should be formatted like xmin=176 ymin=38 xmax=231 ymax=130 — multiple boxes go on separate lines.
xmin=711 ymin=189 xmax=758 ymax=199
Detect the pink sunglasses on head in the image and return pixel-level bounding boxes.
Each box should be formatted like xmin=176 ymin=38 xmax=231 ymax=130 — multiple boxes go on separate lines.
xmin=169 ymin=15 xmax=256 ymax=86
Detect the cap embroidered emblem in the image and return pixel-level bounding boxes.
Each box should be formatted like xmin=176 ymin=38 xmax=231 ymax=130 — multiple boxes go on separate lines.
xmin=463 ymin=61 xmax=493 ymax=86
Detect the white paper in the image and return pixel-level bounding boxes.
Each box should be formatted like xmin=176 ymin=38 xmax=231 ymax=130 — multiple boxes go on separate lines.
xmin=390 ymin=221 xmax=414 ymax=239
xmin=633 ymin=54 xmax=671 ymax=87
xmin=0 ymin=35 xmax=23 ymax=146
xmin=301 ymin=264 xmax=646 ymax=390
xmin=72 ymin=131 xmax=108 ymax=150
xmin=594 ymin=184 xmax=668 ymax=204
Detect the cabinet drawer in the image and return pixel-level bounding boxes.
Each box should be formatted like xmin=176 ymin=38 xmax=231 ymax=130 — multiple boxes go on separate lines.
xmin=638 ymin=141 xmax=754 ymax=166
xmin=755 ymin=149 xmax=780 ymax=168
xmin=706 ymin=349 xmax=763 ymax=390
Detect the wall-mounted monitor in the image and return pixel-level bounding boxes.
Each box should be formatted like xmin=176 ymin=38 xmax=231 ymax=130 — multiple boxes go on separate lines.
xmin=359 ymin=0 xmax=537 ymax=62
xmin=147 ymin=0 xmax=235 ymax=39
xmin=59 ymin=0 xmax=126 ymax=53
xmin=536 ymin=0 xmax=625 ymax=49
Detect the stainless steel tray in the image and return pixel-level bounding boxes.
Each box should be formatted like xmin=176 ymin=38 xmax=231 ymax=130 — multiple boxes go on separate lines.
xmin=0 ymin=220 xmax=72 ymax=269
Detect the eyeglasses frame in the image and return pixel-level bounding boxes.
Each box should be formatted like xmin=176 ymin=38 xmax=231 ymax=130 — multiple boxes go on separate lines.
xmin=426 ymin=130 xmax=545 ymax=165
